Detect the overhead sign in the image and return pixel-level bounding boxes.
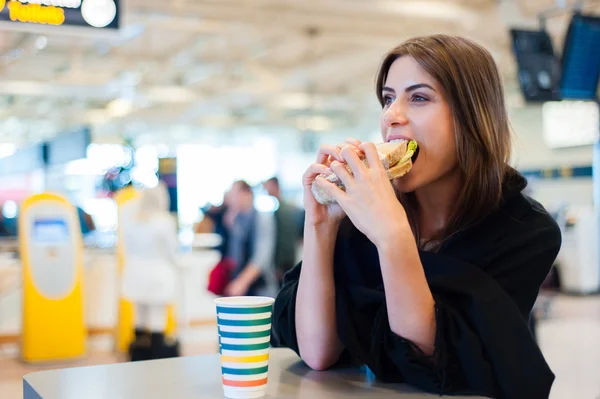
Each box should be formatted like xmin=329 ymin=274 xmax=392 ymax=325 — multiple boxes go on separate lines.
xmin=45 ymin=126 xmax=92 ymax=165
xmin=0 ymin=0 xmax=119 ymax=30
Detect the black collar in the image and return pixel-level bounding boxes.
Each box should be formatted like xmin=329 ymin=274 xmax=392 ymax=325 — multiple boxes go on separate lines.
xmin=500 ymin=167 xmax=528 ymax=205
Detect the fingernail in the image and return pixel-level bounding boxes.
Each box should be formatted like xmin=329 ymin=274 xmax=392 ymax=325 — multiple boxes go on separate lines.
xmin=325 ymin=167 xmax=333 ymax=174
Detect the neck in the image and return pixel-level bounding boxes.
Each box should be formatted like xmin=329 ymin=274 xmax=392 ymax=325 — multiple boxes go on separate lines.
xmin=414 ymin=168 xmax=462 ymax=240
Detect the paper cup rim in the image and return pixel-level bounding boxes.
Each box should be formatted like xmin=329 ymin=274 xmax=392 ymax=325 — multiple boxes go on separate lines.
xmin=215 ymin=296 xmax=275 ymax=308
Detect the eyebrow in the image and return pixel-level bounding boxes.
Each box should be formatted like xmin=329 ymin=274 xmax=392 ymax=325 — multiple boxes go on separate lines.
xmin=382 ymin=83 xmax=436 ymax=93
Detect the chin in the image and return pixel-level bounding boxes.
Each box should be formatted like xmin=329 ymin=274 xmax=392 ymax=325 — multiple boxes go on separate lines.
xmin=392 ymin=174 xmax=419 ymax=194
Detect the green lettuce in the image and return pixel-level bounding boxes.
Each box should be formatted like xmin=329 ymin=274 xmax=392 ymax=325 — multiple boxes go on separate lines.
xmin=398 ymin=140 xmax=418 ymax=164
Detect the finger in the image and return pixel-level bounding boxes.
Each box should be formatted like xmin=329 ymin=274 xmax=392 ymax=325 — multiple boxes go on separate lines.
xmin=330 ymin=160 xmax=354 ymax=190
xmin=341 ymin=146 xmax=367 ymax=179
xmin=314 ymin=175 xmax=349 ymax=204
xmin=336 ymin=143 xmax=363 ymax=162
xmin=360 ymin=142 xmax=384 ymax=172
xmin=337 ymin=139 xmax=362 ymax=150
xmin=303 ymin=163 xmax=333 ymax=186
xmin=316 ymin=145 xmax=342 ymax=165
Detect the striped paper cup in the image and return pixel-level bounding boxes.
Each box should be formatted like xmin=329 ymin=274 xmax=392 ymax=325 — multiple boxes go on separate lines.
xmin=215 ymin=296 xmax=275 ymax=399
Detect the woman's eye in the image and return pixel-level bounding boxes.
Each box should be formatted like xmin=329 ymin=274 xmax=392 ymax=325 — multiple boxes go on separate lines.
xmin=383 ymin=95 xmax=394 ymax=106
xmin=411 ymin=94 xmax=429 ymax=103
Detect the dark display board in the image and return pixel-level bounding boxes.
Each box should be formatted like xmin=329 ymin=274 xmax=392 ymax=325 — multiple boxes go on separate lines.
xmin=0 ymin=0 xmax=120 ymax=31
xmin=560 ymin=13 xmax=600 ymax=100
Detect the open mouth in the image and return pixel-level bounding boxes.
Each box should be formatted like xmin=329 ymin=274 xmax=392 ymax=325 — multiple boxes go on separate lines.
xmin=411 ymin=145 xmax=420 ymax=163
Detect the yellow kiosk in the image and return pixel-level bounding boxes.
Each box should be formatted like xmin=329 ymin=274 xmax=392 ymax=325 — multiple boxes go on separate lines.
xmin=19 ymin=193 xmax=86 ymax=363
xmin=114 ymin=186 xmax=177 ymax=353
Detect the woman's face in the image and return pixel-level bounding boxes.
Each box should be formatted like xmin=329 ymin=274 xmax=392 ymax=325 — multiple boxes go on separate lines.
xmin=380 ymin=56 xmax=458 ymax=193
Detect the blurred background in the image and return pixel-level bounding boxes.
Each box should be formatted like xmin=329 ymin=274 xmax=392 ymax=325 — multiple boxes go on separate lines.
xmin=1 ymin=0 xmax=600 ymax=398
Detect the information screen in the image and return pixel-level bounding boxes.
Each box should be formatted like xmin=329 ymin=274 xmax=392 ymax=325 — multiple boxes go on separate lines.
xmin=32 ymin=218 xmax=69 ymax=245
xmin=542 ymin=100 xmax=600 ymax=149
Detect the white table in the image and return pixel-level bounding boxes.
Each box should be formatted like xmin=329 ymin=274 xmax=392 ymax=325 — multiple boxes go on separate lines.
xmin=23 ymin=348 xmax=487 ymax=399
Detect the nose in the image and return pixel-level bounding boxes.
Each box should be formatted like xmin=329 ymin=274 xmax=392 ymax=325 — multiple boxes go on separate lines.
xmin=382 ymin=101 xmax=409 ymax=127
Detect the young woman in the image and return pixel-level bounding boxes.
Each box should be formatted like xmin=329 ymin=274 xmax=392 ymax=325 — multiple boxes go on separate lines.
xmin=271 ymin=35 xmax=561 ymax=399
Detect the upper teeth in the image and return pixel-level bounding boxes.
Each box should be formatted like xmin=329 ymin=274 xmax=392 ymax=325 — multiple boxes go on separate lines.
xmin=390 ymin=139 xmax=407 ymax=143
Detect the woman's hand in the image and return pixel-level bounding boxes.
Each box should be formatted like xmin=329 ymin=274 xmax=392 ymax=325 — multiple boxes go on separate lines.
xmin=312 ymin=142 xmax=410 ymax=247
xmin=303 ymin=138 xmax=363 ymax=228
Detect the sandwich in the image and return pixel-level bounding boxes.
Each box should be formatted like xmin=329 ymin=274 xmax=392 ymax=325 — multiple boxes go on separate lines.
xmin=311 ymin=139 xmax=418 ymax=205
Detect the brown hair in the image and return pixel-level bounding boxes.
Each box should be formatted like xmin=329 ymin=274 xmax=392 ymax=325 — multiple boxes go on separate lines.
xmin=264 ymin=177 xmax=280 ymax=188
xmin=375 ymin=34 xmax=513 ymax=248
xmin=233 ymin=180 xmax=253 ymax=194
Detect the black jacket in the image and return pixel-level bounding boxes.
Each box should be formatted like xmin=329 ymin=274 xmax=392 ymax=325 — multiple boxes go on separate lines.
xmin=271 ymin=172 xmax=561 ymax=399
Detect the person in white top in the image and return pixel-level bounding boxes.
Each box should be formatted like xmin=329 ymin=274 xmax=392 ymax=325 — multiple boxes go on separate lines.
xmin=120 ymin=181 xmax=180 ymax=361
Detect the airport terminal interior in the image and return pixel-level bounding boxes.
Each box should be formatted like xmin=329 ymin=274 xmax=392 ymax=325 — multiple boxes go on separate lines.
xmin=1 ymin=0 xmax=600 ymax=398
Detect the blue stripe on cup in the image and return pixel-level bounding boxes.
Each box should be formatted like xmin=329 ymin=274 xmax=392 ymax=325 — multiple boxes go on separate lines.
xmin=217 ymin=318 xmax=271 ymax=327
xmin=220 ymin=342 xmax=270 ymax=351
xmin=221 ymin=366 xmax=269 ymax=376
xmin=218 ymin=329 xmax=272 ymax=339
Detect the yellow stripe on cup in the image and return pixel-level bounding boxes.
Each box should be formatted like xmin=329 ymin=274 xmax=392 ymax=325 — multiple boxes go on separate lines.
xmin=221 ymin=354 xmax=269 ymax=363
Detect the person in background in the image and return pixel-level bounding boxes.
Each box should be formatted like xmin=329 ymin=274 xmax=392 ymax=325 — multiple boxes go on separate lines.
xmin=121 ymin=182 xmax=181 ymax=361
xmin=197 ymin=190 xmax=232 ymax=259
xmin=263 ymin=177 xmax=302 ymax=287
xmin=223 ymin=180 xmax=278 ymax=297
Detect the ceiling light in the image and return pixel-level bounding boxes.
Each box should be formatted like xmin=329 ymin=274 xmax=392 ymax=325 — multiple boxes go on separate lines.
xmin=35 ymin=36 xmax=48 ymax=50
xmin=106 ymin=98 xmax=133 ymax=118
xmin=278 ymin=93 xmax=311 ymax=109
xmin=86 ymin=109 xmax=109 ymax=124
xmin=377 ymin=1 xmax=477 ymax=22
xmin=144 ymin=86 xmax=196 ymax=103
xmin=0 ymin=143 xmax=17 ymax=159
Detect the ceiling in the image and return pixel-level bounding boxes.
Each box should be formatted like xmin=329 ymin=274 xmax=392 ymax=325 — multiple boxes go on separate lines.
xmin=0 ymin=0 xmax=599 ymax=147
